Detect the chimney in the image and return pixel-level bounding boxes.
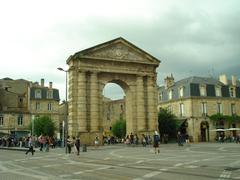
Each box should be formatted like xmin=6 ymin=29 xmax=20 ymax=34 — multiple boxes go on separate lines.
xmin=164 ymin=74 xmax=175 ymax=89
xmin=41 ymin=78 xmax=44 ymax=87
xmin=232 ymin=75 xmax=237 ymax=86
xmin=49 ymin=82 xmax=53 ymax=89
xmin=219 ymin=74 xmax=228 ymax=85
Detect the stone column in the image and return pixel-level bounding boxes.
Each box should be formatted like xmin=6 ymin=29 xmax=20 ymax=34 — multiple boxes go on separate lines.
xmin=147 ymin=76 xmax=157 ymax=132
xmin=136 ymin=75 xmax=145 ymax=132
xmin=77 ymin=71 xmax=87 ymax=132
xmin=68 ymin=68 xmax=77 ymax=136
xmin=90 ymin=72 xmax=99 ymax=132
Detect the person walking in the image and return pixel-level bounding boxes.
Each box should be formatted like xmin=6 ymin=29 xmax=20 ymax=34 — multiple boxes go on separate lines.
xmin=67 ymin=136 xmax=72 ymax=154
xmin=177 ymin=131 xmax=183 ymax=146
xmin=25 ymin=136 xmax=35 ymax=156
xmin=153 ymin=131 xmax=160 ymax=154
xmin=94 ymin=135 xmax=99 ymax=148
xmin=75 ymin=136 xmax=80 ymax=155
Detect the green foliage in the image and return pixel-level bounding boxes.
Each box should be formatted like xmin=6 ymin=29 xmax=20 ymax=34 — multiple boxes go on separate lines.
xmin=209 ymin=113 xmax=240 ymax=122
xmin=29 ymin=116 xmax=56 ymax=136
xmin=158 ymin=108 xmax=178 ymax=138
xmin=111 ymin=119 xmax=126 ymax=138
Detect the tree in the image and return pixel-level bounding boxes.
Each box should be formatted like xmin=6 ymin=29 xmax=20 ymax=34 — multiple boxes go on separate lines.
xmin=158 ymin=108 xmax=178 ymax=139
xmin=29 ymin=116 xmax=56 ymax=136
xmin=111 ymin=119 xmax=126 ymax=138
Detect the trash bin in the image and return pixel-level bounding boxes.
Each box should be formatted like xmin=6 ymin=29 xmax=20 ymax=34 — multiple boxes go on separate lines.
xmin=82 ymin=144 xmax=87 ymax=152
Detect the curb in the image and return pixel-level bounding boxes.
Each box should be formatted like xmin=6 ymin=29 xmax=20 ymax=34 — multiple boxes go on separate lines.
xmin=0 ymin=147 xmax=28 ymax=151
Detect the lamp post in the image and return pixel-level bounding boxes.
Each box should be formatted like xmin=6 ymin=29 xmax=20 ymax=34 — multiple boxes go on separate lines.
xmin=57 ymin=67 xmax=68 ymax=154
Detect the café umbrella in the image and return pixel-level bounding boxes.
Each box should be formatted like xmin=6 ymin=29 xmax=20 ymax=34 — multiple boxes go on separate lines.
xmin=210 ymin=129 xmax=226 ymax=132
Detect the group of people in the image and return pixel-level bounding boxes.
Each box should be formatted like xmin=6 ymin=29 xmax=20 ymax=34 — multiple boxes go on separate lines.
xmin=217 ymin=132 xmax=240 ymax=143
xmin=66 ymin=136 xmax=81 ymax=155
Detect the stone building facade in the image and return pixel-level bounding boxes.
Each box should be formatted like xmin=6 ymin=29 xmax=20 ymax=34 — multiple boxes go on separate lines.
xmin=102 ymin=97 xmax=126 ymax=136
xmin=0 ymin=78 xmax=60 ymax=137
xmin=66 ymin=37 xmax=160 ymax=144
xmin=158 ymin=74 xmax=240 ymax=142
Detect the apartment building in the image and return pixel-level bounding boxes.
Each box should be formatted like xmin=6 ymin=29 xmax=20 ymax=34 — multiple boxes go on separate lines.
xmin=158 ymin=74 xmax=240 ymax=142
xmin=0 ymin=78 xmax=60 ymax=137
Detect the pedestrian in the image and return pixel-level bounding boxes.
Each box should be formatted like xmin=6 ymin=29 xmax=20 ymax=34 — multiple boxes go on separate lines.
xmin=67 ymin=136 xmax=72 ymax=154
xmin=141 ymin=134 xmax=146 ymax=147
xmin=153 ymin=131 xmax=160 ymax=154
xmin=25 ymin=136 xmax=35 ymax=156
xmin=75 ymin=136 xmax=80 ymax=155
xmin=94 ymin=135 xmax=99 ymax=148
xmin=177 ymin=131 xmax=183 ymax=146
xmin=185 ymin=133 xmax=190 ymax=145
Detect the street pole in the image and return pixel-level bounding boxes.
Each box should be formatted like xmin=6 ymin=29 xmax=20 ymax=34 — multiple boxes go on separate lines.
xmin=32 ymin=115 xmax=35 ymax=136
xmin=58 ymin=67 xmax=68 ymax=154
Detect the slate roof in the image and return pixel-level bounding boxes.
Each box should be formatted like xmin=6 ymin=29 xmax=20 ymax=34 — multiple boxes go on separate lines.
xmin=30 ymin=87 xmax=60 ymax=101
xmin=159 ymin=76 xmax=240 ymax=102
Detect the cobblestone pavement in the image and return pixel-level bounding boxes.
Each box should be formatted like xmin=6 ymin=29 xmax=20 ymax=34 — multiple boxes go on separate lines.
xmin=0 ymin=143 xmax=240 ymax=180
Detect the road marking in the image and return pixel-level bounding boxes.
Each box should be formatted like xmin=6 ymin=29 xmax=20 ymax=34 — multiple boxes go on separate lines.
xmin=218 ymin=147 xmax=227 ymax=151
xmin=174 ymin=163 xmax=183 ymax=167
xmin=97 ymin=166 xmax=111 ymax=170
xmin=136 ymin=160 xmax=144 ymax=164
xmin=184 ymin=165 xmax=198 ymax=169
xmin=43 ymin=164 xmax=59 ymax=168
xmin=59 ymin=174 xmax=71 ymax=178
xmin=159 ymin=168 xmax=168 ymax=171
xmin=143 ymin=171 xmax=161 ymax=178
xmin=218 ymin=170 xmax=231 ymax=180
xmin=74 ymin=171 xmax=84 ymax=175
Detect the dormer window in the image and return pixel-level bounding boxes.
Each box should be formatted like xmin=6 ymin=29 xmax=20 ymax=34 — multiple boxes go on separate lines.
xmin=47 ymin=90 xmax=53 ymax=99
xmin=215 ymin=86 xmax=221 ymax=97
xmin=179 ymin=86 xmax=184 ymax=98
xmin=200 ymin=85 xmax=206 ymax=96
xmin=168 ymin=89 xmax=173 ymax=100
xmin=35 ymin=89 xmax=42 ymax=99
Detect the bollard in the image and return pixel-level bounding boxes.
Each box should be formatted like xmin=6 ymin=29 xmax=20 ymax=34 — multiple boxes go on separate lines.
xmin=82 ymin=144 xmax=87 ymax=152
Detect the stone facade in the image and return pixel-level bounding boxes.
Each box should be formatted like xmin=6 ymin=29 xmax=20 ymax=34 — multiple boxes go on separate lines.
xmin=102 ymin=97 xmax=126 ymax=136
xmin=158 ymin=74 xmax=240 ymax=142
xmin=67 ymin=37 xmax=160 ymax=144
xmin=0 ymin=78 xmax=60 ymax=137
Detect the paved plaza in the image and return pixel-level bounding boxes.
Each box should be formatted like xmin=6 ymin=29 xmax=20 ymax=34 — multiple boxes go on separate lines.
xmin=0 ymin=143 xmax=240 ymax=180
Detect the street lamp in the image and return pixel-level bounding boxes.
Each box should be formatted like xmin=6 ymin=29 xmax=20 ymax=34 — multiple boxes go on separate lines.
xmin=57 ymin=67 xmax=68 ymax=154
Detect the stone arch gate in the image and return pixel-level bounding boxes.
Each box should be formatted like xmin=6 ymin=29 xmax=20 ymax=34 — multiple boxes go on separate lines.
xmin=66 ymin=37 xmax=160 ymax=144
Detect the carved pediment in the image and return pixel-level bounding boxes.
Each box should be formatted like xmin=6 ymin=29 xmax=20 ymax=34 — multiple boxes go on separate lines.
xmin=73 ymin=37 xmax=160 ymax=65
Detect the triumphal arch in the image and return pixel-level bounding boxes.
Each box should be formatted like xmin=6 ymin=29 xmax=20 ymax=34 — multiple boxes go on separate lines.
xmin=67 ymin=37 xmax=160 ymax=144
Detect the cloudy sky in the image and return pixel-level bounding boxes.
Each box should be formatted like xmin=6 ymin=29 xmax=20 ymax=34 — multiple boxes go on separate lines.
xmin=0 ymin=0 xmax=239 ymax=101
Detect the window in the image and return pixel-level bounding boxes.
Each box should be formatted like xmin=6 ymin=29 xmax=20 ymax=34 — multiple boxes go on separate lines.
xmin=179 ymin=103 xmax=184 ymax=117
xmin=159 ymin=92 xmax=163 ymax=101
xmin=200 ymin=85 xmax=206 ymax=96
xmin=201 ymin=102 xmax=207 ymax=116
xmin=167 ymin=105 xmax=172 ymax=113
xmin=168 ymin=89 xmax=173 ymax=100
xmin=231 ymin=104 xmax=236 ymax=115
xmin=217 ymin=103 xmax=223 ymax=114
xmin=18 ymin=115 xmax=23 ymax=126
xmin=36 ymin=102 xmax=40 ymax=110
xmin=229 ymin=87 xmax=236 ymax=97
xmin=47 ymin=90 xmax=53 ymax=99
xmin=215 ymin=86 xmax=221 ymax=97
xmin=35 ymin=89 xmax=42 ymax=99
xmin=179 ymin=86 xmax=184 ymax=98
xmin=0 ymin=116 xmax=3 ymax=126
xmin=48 ymin=103 xmax=52 ymax=111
